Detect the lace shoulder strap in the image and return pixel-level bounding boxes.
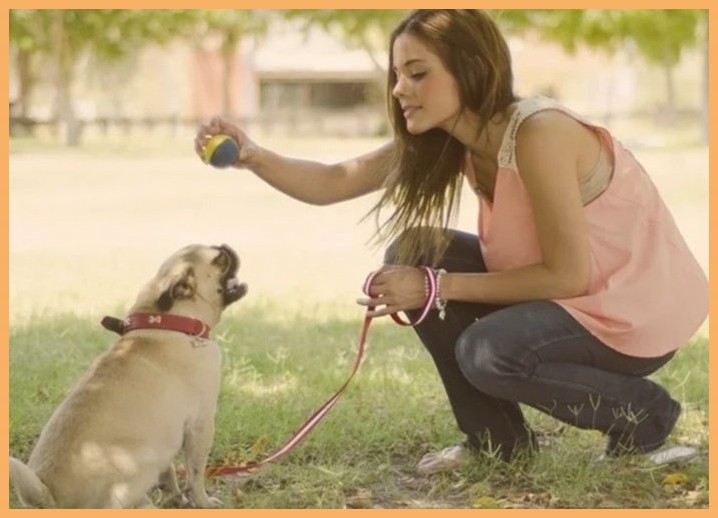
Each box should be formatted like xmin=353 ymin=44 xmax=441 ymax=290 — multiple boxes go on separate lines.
xmin=497 ymin=96 xmax=595 ymax=170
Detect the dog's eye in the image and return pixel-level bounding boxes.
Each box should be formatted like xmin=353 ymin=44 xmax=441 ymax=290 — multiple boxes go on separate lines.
xmin=212 ymin=251 xmax=229 ymax=271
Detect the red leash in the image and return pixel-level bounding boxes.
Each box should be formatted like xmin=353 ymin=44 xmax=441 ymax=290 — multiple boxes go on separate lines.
xmin=203 ymin=311 xmax=371 ymax=476
xmin=201 ymin=267 xmax=439 ymax=477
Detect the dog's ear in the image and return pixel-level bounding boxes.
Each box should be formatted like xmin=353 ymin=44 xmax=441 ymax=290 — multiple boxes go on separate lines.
xmin=156 ymin=267 xmax=196 ymax=311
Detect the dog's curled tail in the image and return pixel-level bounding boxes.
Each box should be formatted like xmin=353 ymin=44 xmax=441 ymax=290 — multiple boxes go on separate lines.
xmin=9 ymin=457 xmax=56 ymax=508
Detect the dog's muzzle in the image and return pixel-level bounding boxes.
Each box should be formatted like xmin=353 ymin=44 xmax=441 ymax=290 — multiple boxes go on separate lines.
xmin=217 ymin=244 xmax=248 ymax=306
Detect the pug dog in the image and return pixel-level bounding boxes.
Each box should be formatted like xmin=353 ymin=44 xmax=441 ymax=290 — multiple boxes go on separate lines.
xmin=9 ymin=244 xmax=247 ymax=508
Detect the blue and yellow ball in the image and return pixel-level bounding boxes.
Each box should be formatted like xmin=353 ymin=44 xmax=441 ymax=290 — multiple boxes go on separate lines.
xmin=203 ymin=135 xmax=240 ymax=168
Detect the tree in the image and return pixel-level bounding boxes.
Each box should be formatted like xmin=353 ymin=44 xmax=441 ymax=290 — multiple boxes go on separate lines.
xmin=9 ymin=10 xmax=54 ymax=122
xmin=10 ymin=9 xmax=200 ymax=146
xmin=192 ymin=10 xmax=271 ymax=118
xmin=619 ymin=10 xmax=705 ymax=126
xmin=492 ymin=9 xmax=707 ymax=129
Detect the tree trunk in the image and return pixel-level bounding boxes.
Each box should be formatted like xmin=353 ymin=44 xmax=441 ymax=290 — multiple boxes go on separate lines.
xmin=52 ymin=10 xmax=82 ymax=147
xmin=10 ymin=49 xmax=38 ymax=137
xmin=700 ymin=15 xmax=709 ymax=145
xmin=15 ymin=49 xmax=36 ymax=119
xmin=661 ymin=61 xmax=677 ymax=125
xmin=221 ymin=49 xmax=234 ymax=119
xmin=221 ymin=36 xmax=239 ymax=119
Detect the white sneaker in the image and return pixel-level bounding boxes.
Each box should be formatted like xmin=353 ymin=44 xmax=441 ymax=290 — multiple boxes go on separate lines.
xmin=595 ymin=444 xmax=699 ymax=466
xmin=416 ymin=443 xmax=468 ymax=476
xmin=646 ymin=445 xmax=698 ymax=466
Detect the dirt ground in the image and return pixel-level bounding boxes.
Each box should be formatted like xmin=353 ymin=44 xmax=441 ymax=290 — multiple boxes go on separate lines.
xmin=8 ymin=135 xmax=709 ymax=325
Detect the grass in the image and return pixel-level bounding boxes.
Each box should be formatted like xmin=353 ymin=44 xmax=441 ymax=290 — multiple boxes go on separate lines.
xmin=8 ymin=130 xmax=709 ymax=508
xmin=8 ymin=302 xmax=709 ymax=509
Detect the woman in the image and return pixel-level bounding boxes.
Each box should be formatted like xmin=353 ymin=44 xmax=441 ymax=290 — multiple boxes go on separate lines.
xmin=195 ymin=10 xmax=708 ymax=474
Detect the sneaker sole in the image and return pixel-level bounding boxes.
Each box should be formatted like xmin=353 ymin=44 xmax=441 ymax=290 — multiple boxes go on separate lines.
xmin=647 ymin=445 xmax=698 ymax=466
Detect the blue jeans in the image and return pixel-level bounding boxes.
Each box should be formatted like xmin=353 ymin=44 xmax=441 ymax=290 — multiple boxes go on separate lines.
xmin=386 ymin=230 xmax=679 ymax=460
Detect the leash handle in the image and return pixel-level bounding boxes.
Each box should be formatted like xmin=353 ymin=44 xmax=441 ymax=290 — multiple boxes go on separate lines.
xmin=362 ymin=266 xmax=437 ymax=326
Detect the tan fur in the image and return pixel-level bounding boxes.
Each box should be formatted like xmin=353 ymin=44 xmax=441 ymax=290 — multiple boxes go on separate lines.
xmin=9 ymin=244 xmax=247 ymax=509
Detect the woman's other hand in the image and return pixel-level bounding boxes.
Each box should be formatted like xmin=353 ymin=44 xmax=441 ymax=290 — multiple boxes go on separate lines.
xmin=358 ymin=266 xmax=429 ymax=318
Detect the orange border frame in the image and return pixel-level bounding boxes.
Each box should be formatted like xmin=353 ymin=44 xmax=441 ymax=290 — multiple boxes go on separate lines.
xmin=2 ymin=2 xmax=714 ymax=516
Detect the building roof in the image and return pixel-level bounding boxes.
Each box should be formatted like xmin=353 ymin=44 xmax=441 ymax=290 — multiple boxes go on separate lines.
xmin=251 ymin=22 xmax=387 ymax=81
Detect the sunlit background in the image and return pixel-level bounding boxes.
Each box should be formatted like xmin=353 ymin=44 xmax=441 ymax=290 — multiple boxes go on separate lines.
xmin=9 ymin=9 xmax=709 ymax=327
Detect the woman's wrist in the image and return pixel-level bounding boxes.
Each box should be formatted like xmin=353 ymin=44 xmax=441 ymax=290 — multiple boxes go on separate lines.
xmin=244 ymin=144 xmax=266 ymax=172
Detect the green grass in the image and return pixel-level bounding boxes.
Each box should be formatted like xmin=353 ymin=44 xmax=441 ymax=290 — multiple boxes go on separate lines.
xmin=8 ymin=133 xmax=708 ymax=508
xmin=9 ymin=302 xmax=709 ymax=509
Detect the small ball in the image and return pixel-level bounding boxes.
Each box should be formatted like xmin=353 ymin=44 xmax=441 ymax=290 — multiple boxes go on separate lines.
xmin=203 ymin=135 xmax=240 ymax=168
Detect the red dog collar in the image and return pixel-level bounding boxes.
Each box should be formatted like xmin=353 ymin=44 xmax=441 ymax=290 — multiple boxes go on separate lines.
xmin=101 ymin=313 xmax=211 ymax=339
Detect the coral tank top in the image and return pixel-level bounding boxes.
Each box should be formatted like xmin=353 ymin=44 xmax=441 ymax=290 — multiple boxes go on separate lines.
xmin=465 ymin=96 xmax=708 ymax=357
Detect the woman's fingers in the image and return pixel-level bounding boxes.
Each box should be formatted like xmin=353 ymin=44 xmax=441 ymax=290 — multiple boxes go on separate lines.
xmin=194 ymin=125 xmax=209 ymax=157
xmin=359 ymin=265 xmax=432 ymax=319
xmin=194 ymin=122 xmax=220 ymax=159
xmin=356 ymin=296 xmax=400 ymax=318
xmin=194 ymin=118 xmax=240 ymax=159
xmin=356 ymin=295 xmax=386 ymax=308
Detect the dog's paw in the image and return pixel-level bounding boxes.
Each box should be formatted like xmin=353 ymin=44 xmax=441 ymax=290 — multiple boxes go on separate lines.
xmin=188 ymin=491 xmax=223 ymax=509
xmin=197 ymin=495 xmax=223 ymax=509
xmin=164 ymin=493 xmax=191 ymax=509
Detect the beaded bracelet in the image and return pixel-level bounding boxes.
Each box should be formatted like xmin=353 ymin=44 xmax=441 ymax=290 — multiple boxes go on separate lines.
xmin=433 ymin=268 xmax=448 ymax=320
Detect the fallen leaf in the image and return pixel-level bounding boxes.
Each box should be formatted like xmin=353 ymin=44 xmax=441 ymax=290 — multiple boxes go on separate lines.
xmin=595 ymin=499 xmax=621 ymax=508
xmin=346 ymin=488 xmax=373 ymax=509
xmin=663 ymin=472 xmax=690 ymax=487
xmin=472 ymin=496 xmax=500 ymax=509
xmin=248 ymin=436 xmax=269 ymax=458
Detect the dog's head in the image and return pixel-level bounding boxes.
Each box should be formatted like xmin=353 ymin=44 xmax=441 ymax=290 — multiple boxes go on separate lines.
xmin=132 ymin=244 xmax=248 ymax=324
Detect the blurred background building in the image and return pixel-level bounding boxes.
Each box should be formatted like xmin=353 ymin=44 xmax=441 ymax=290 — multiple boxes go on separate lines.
xmin=8 ymin=10 xmax=708 ymax=145
xmin=192 ymin=20 xmax=387 ymax=137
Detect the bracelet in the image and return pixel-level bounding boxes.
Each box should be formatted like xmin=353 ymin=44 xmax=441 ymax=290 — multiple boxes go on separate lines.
xmin=408 ymin=266 xmax=436 ymax=325
xmin=433 ymin=268 xmax=448 ymax=320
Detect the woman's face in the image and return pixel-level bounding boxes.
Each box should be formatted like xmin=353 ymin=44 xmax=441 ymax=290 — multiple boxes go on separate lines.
xmin=391 ymin=33 xmax=462 ymax=135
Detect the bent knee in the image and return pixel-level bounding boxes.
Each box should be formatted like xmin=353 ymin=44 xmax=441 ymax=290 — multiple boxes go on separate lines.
xmin=455 ymin=324 xmax=525 ymax=392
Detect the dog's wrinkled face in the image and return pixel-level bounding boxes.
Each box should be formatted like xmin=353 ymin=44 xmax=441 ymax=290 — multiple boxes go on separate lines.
xmin=147 ymin=244 xmax=248 ymax=315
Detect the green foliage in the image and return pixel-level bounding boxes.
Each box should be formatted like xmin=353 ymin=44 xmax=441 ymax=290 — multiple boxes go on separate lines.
xmin=619 ymin=10 xmax=705 ymax=66
xmin=10 ymin=9 xmax=705 ymax=69
xmin=491 ymin=9 xmax=705 ymax=66
xmin=9 ymin=10 xmax=199 ymax=63
xmin=9 ymin=10 xmax=53 ymax=53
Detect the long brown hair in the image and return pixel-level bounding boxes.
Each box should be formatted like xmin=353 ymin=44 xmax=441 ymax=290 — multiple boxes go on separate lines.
xmin=368 ymin=9 xmax=517 ymax=266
